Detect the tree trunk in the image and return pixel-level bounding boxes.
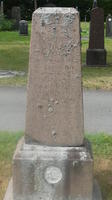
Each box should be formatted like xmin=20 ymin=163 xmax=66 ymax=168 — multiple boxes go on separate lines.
xmin=34 ymin=0 xmax=37 ymax=10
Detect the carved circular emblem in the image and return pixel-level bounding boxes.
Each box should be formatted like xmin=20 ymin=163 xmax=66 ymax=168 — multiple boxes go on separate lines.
xmin=44 ymin=166 xmax=62 ymax=184
xmin=108 ymin=18 xmax=112 ymax=22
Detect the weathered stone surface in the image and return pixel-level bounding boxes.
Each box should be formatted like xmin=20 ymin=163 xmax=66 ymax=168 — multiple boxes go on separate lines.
xmin=12 ymin=138 xmax=93 ymax=200
xmin=19 ymin=20 xmax=28 ymax=35
xmin=25 ymin=8 xmax=84 ymax=146
xmin=11 ymin=7 xmax=21 ymax=30
xmin=106 ymin=14 xmax=112 ymax=37
xmin=86 ymin=7 xmax=106 ymax=66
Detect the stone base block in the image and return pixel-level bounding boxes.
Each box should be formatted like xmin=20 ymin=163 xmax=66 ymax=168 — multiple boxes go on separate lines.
xmin=86 ymin=49 xmax=107 ymax=66
xmin=12 ymin=138 xmax=95 ymax=200
xmin=4 ymin=179 xmax=102 ymax=200
xmin=106 ymin=33 xmax=112 ymax=38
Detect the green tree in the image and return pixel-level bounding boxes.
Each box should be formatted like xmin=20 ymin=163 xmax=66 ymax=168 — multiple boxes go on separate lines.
xmin=3 ymin=0 xmax=112 ymax=20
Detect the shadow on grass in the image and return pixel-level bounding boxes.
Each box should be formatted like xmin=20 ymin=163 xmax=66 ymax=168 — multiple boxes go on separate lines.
xmin=95 ymin=159 xmax=112 ymax=200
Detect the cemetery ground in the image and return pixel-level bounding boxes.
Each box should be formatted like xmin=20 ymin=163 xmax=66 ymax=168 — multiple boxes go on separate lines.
xmin=0 ymin=22 xmax=112 ymax=89
xmin=0 ymin=23 xmax=112 ymax=200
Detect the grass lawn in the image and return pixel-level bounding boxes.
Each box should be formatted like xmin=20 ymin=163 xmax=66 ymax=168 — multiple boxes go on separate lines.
xmin=0 ymin=22 xmax=31 ymax=72
xmin=0 ymin=76 xmax=27 ymax=86
xmin=0 ymin=132 xmax=23 ymax=200
xmin=0 ymin=22 xmax=112 ymax=89
xmin=0 ymin=33 xmax=30 ymax=72
xmin=0 ymin=132 xmax=112 ymax=200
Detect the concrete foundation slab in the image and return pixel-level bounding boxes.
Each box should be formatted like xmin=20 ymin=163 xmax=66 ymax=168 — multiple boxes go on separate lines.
xmin=3 ymin=179 xmax=102 ymax=200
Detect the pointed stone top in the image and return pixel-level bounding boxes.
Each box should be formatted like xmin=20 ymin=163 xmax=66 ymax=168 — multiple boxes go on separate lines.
xmin=34 ymin=7 xmax=78 ymax=15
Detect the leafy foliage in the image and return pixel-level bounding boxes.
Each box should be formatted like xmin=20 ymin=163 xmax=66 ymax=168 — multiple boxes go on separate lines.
xmin=0 ymin=15 xmax=13 ymax=31
xmin=3 ymin=0 xmax=112 ymax=20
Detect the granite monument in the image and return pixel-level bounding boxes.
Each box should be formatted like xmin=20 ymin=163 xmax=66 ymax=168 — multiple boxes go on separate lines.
xmin=19 ymin=20 xmax=28 ymax=36
xmin=106 ymin=14 xmax=112 ymax=37
xmin=86 ymin=3 xmax=106 ymax=66
xmin=4 ymin=7 xmax=102 ymax=200
xmin=11 ymin=6 xmax=21 ymax=30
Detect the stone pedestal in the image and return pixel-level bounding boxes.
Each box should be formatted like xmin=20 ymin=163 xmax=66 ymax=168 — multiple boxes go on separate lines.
xmin=86 ymin=49 xmax=106 ymax=66
xmin=86 ymin=7 xmax=107 ymax=66
xmin=4 ymin=7 xmax=102 ymax=200
xmin=4 ymin=179 xmax=103 ymax=200
xmin=12 ymin=139 xmax=94 ymax=200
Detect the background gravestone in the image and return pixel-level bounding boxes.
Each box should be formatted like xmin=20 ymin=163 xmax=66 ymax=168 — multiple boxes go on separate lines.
xmin=86 ymin=7 xmax=107 ymax=66
xmin=92 ymin=0 xmax=97 ymax=8
xmin=43 ymin=3 xmax=56 ymax=7
xmin=43 ymin=0 xmax=56 ymax=7
xmin=19 ymin=20 xmax=28 ymax=36
xmin=11 ymin=6 xmax=21 ymax=30
xmin=106 ymin=14 xmax=112 ymax=37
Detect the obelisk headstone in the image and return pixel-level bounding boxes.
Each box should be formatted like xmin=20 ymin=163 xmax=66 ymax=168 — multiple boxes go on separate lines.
xmin=11 ymin=6 xmax=21 ymax=30
xmin=106 ymin=14 xmax=112 ymax=37
xmin=25 ymin=8 xmax=84 ymax=146
xmin=86 ymin=6 xmax=107 ymax=66
xmin=8 ymin=7 xmax=102 ymax=200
